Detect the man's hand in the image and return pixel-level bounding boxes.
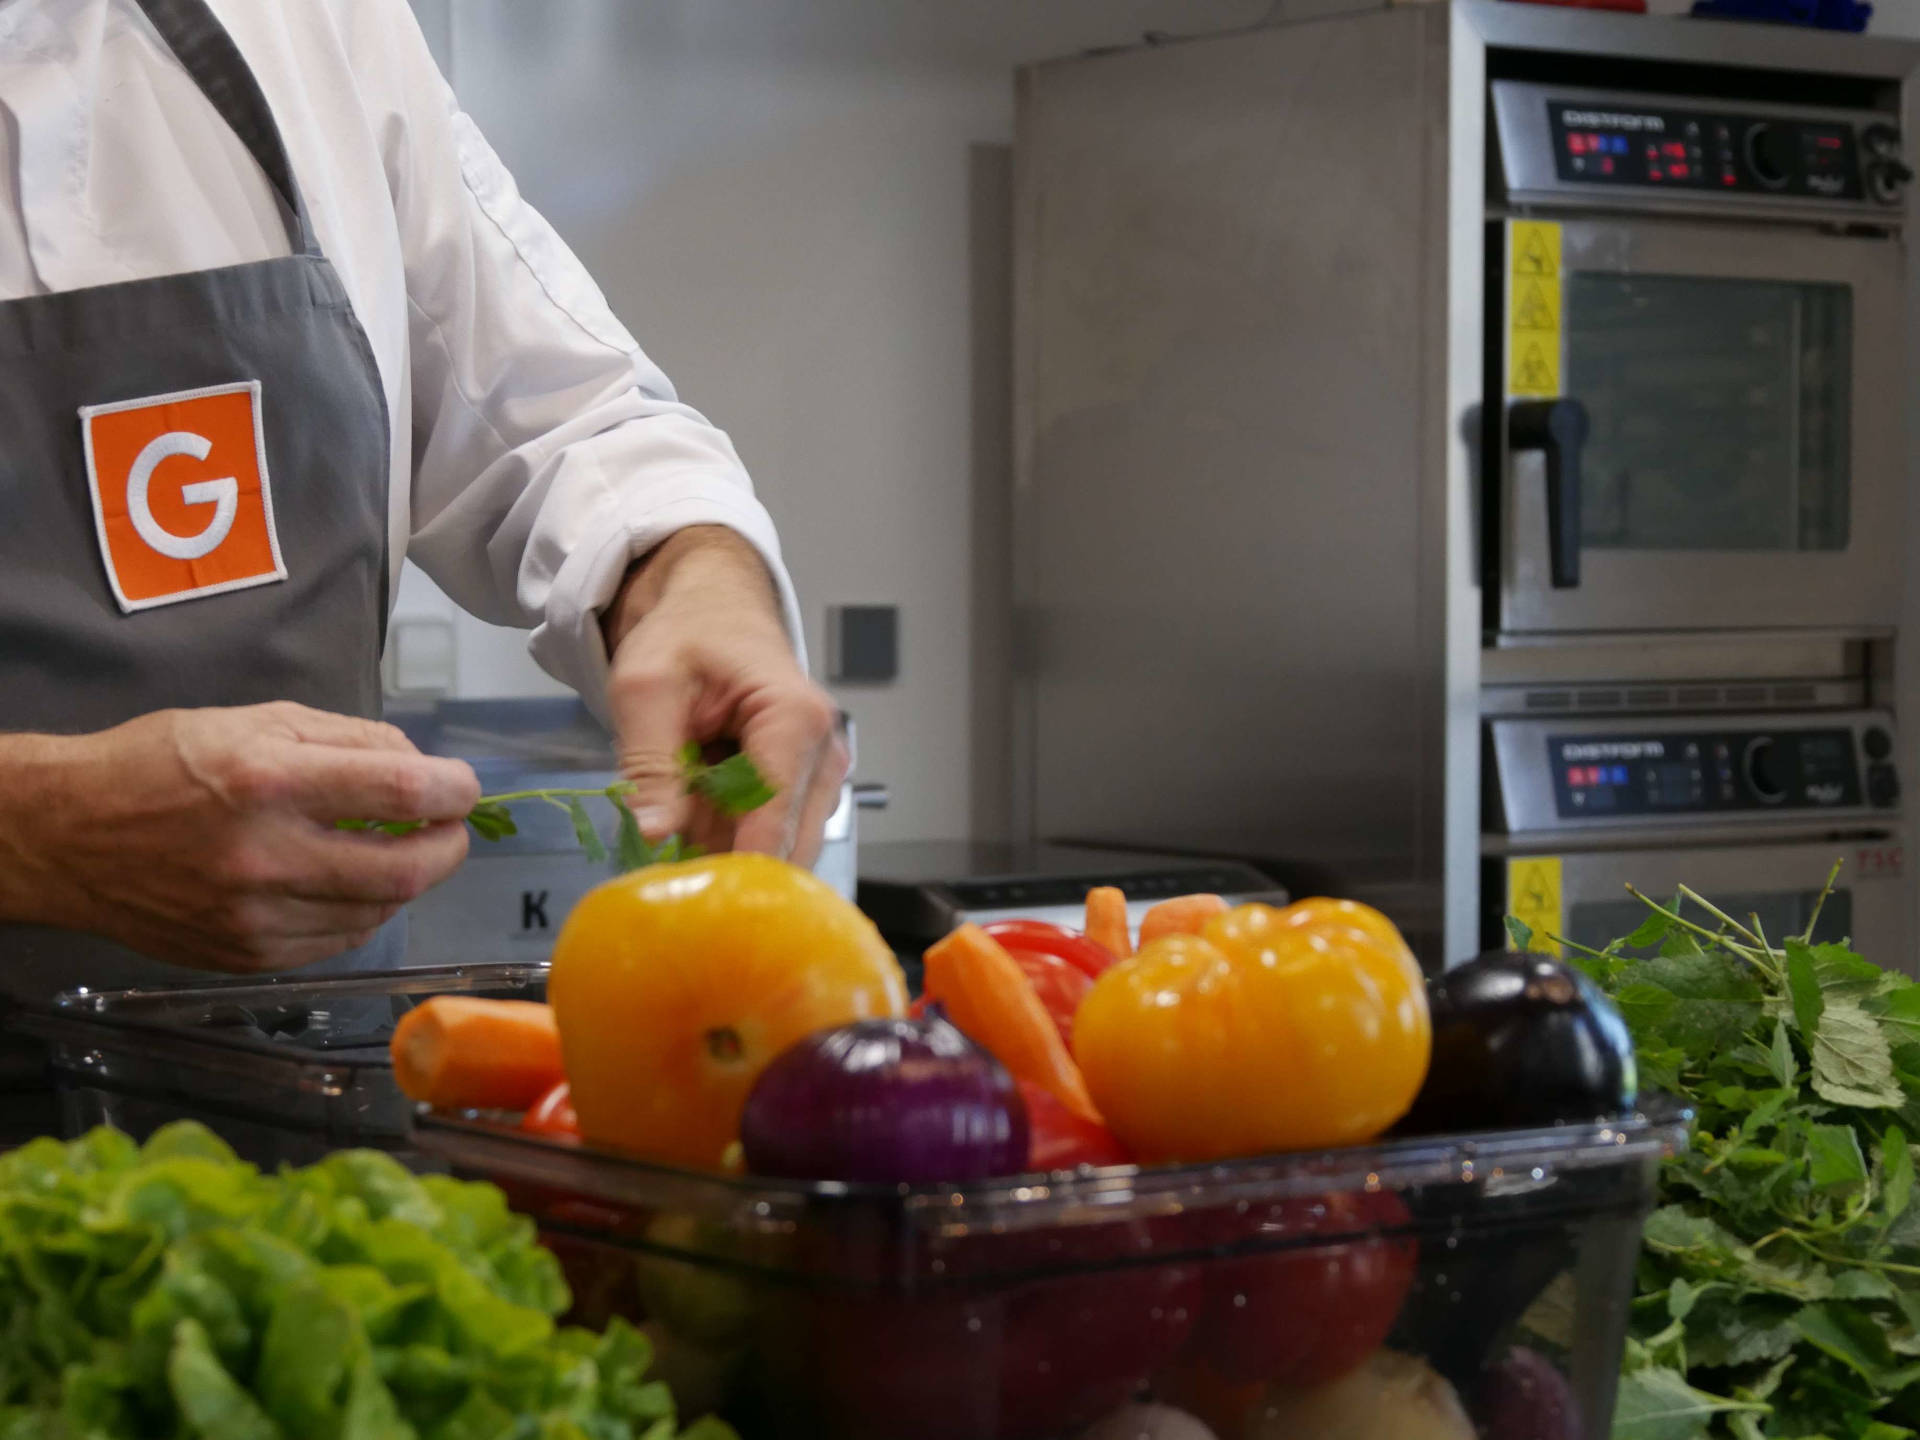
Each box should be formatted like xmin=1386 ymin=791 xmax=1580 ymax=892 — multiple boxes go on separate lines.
xmin=0 ymin=702 xmax=480 ymax=974
xmin=603 ymin=527 xmax=846 ymax=865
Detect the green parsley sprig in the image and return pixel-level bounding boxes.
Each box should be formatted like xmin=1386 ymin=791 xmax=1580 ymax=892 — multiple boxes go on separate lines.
xmin=1508 ymin=862 xmax=1920 ymax=1440
xmin=344 ymin=744 xmax=775 ymax=873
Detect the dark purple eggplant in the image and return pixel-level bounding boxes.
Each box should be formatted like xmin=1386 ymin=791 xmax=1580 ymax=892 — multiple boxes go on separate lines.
xmin=1398 ymin=951 xmax=1636 ymax=1136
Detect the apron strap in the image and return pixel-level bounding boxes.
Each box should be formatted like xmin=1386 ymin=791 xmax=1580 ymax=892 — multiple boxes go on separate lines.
xmin=131 ymin=0 xmax=318 ymax=257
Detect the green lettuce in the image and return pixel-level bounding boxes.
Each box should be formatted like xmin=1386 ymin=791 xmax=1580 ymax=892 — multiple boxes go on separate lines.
xmin=0 ymin=1124 xmax=734 ymax=1440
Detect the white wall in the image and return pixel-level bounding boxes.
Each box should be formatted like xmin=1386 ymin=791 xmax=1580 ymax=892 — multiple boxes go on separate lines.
xmin=1872 ymin=5 xmax=1920 ymax=37
xmin=399 ymin=0 xmax=1269 ymax=845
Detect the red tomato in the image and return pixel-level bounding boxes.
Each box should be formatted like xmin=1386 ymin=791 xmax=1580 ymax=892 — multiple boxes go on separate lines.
xmin=521 ymin=1080 xmax=581 ymax=1140
xmin=1188 ymin=1190 xmax=1417 ymax=1387
xmin=1019 ymin=1079 xmax=1130 ymax=1171
xmin=1003 ymin=948 xmax=1094 ymax=1049
xmin=982 ymin=920 xmax=1117 ymax=981
xmin=762 ymin=1257 xmax=1201 ymax=1440
xmin=909 ymin=947 xmax=1092 ymax=1056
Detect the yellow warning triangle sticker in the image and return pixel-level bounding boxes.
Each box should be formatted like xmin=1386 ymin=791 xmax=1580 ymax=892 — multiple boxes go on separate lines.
xmin=1513 ymin=279 xmax=1558 ymax=332
xmin=1513 ymin=339 xmax=1559 ymax=396
xmin=1508 ymin=222 xmax=1562 ymax=396
xmin=1515 ymin=228 xmax=1557 ymax=276
xmin=1508 ymin=856 xmax=1562 ymax=957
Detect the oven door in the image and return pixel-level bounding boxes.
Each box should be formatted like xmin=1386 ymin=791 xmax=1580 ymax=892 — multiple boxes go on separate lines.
xmin=1499 ymin=837 xmax=1910 ymax=976
xmin=1497 ymin=217 xmax=1902 ymax=635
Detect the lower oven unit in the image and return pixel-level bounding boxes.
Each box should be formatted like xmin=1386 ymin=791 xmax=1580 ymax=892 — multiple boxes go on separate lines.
xmin=1485 ymin=836 xmax=1909 ymax=974
xmin=1485 ymin=711 xmax=1909 ymax=973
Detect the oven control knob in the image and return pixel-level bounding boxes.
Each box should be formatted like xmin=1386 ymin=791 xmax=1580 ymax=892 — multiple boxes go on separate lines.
xmin=1864 ymin=726 xmax=1894 ymax=761
xmin=1745 ymin=123 xmax=1793 ymax=190
xmin=1869 ymin=157 xmax=1914 ymax=206
xmin=1865 ymin=123 xmax=1904 ymax=159
xmin=1869 ymin=763 xmax=1901 ymax=809
xmin=1744 ymin=737 xmax=1786 ymax=804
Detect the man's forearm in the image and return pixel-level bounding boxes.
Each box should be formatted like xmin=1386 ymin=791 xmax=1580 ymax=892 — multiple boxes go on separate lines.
xmin=600 ymin=525 xmax=783 ymax=657
xmin=0 ymin=732 xmax=79 ymax=927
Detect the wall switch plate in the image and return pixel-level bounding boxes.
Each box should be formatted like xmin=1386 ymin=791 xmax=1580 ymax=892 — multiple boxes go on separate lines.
xmin=828 ymin=605 xmax=898 ymax=684
xmin=384 ymin=617 xmax=457 ymax=697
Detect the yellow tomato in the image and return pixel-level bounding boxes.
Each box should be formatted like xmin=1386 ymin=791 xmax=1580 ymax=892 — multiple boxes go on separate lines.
xmin=1236 ymin=897 xmax=1419 ymax=971
xmin=1072 ymin=902 xmax=1430 ymax=1163
xmin=549 ymin=853 xmax=908 ymax=1168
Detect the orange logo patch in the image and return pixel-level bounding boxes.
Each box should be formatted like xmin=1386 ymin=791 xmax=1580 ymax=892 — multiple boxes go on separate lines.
xmin=80 ymin=382 xmax=285 ymax=613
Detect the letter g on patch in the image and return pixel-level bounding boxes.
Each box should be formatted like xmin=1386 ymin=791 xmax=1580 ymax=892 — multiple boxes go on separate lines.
xmin=80 ymin=381 xmax=285 ymax=613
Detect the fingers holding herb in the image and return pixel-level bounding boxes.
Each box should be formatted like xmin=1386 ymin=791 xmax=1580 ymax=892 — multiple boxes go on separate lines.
xmin=279 ymin=739 xmax=480 ymax=826
xmin=729 ymin=689 xmax=847 ymax=866
xmin=452 ymin=749 xmax=779 ymax=874
xmin=1 ymin=704 xmax=470 ymax=973
xmin=610 ymin=661 xmax=703 ymax=842
xmin=306 ymin=820 xmax=471 ymax=906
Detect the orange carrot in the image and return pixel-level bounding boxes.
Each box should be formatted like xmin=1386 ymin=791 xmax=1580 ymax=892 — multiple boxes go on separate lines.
xmin=924 ymin=924 xmax=1103 ymax=1125
xmin=390 ymin=996 xmax=566 ymax=1111
xmin=1085 ymin=886 xmax=1134 ymax=960
xmin=1138 ymin=893 xmax=1230 ymax=947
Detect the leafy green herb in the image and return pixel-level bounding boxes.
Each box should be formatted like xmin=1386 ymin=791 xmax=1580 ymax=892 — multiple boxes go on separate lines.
xmin=1612 ymin=1365 xmax=1767 ymax=1440
xmin=465 ymin=800 xmax=517 ymax=843
xmin=340 ymin=749 xmax=774 ymax=875
xmin=336 ymin=817 xmax=430 ymax=838
xmin=0 ymin=1122 xmax=735 ymax=1439
xmin=1537 ymin=861 xmax=1920 ymax=1438
xmin=679 ymin=743 xmax=776 ymax=819
xmin=614 ymin=793 xmax=653 ymax=873
xmin=565 ymin=796 xmax=608 ymax=866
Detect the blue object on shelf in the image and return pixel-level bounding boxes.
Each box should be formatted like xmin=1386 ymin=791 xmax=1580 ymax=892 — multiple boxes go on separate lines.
xmin=1690 ymin=0 xmax=1870 ymax=30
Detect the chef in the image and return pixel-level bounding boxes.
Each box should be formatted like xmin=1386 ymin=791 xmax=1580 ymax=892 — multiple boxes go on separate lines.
xmin=0 ymin=0 xmax=844 ymax=999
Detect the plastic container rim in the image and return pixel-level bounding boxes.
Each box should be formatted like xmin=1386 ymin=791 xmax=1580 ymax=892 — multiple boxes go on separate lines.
xmin=414 ymin=1096 xmax=1694 ymax=1235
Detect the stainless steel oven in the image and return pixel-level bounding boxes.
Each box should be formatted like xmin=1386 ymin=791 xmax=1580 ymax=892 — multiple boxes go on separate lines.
xmin=1014 ymin=3 xmax=1920 ymax=968
xmin=1490 ymin=82 xmax=1907 ymax=637
xmin=1486 ymin=711 xmax=1909 ymax=973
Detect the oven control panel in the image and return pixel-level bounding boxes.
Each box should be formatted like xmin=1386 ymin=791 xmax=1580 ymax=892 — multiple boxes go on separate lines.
xmin=1549 ymin=103 xmax=1864 ymax=199
xmin=1489 ymin=713 xmax=1900 ymax=835
xmin=1550 ymin=728 xmax=1871 ymax=819
xmin=1494 ymin=82 xmax=1910 ymax=217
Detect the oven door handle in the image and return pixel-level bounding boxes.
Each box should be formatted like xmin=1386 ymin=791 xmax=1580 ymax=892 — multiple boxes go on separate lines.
xmin=1509 ymin=398 xmax=1590 ymax=589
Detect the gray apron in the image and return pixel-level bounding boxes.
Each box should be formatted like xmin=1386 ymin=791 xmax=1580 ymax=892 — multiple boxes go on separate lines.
xmin=0 ymin=0 xmax=403 ymax=1004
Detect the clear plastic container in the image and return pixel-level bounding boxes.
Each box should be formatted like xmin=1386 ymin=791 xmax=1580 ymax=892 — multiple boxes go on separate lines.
xmin=416 ymin=1101 xmax=1690 ymax=1440
xmin=13 ymin=964 xmax=547 ymax=1168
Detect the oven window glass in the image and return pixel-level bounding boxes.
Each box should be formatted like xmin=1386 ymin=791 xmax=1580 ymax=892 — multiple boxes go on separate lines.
xmin=1565 ymin=888 xmax=1853 ymax=960
xmin=1564 ymin=274 xmax=1851 ymax=552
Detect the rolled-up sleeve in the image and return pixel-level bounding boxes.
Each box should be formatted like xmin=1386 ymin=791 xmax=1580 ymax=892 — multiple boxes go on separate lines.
xmin=375 ymin=9 xmax=803 ymax=719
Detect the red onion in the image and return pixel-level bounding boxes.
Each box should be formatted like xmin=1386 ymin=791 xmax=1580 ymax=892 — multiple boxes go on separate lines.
xmin=1480 ymin=1347 xmax=1584 ymax=1440
xmin=740 ymin=1014 xmax=1029 ymax=1183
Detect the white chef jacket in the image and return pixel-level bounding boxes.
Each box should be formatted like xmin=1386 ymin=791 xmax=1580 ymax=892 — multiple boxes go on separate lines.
xmin=0 ymin=0 xmax=802 ymax=718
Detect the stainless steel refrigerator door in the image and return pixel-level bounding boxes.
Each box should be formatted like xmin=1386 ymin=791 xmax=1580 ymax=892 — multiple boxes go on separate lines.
xmin=1506 ymin=838 xmax=1910 ymax=975
xmin=1014 ymin=5 xmax=1467 ymax=913
xmin=1499 ymin=218 xmax=1904 ymax=635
